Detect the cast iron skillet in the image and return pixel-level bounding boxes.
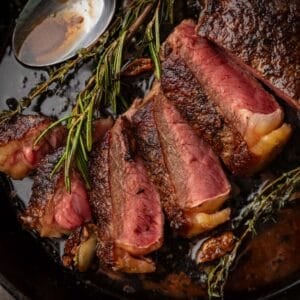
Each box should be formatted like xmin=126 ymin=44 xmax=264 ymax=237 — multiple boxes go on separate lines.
xmin=1 ymin=1 xmax=300 ymax=299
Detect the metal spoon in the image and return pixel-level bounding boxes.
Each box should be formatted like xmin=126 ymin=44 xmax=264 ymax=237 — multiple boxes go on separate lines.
xmin=12 ymin=0 xmax=116 ymax=67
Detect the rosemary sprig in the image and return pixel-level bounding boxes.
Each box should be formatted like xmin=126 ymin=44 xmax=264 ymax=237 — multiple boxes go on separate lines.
xmin=0 ymin=0 xmax=174 ymax=190
xmin=207 ymin=166 xmax=300 ymax=299
xmin=35 ymin=0 xmax=174 ymax=191
xmin=59 ymin=1 xmax=154 ymax=190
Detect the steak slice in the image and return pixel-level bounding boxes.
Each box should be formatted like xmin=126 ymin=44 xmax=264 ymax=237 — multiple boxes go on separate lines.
xmin=21 ymin=148 xmax=91 ymax=238
xmin=162 ymin=20 xmax=291 ymax=175
xmin=197 ymin=0 xmax=300 ymax=109
xmin=161 ymin=51 xmax=253 ymax=175
xmin=132 ymin=86 xmax=231 ymax=237
xmin=154 ymin=92 xmax=231 ymax=237
xmin=0 ymin=114 xmax=66 ymax=179
xmin=89 ymin=117 xmax=163 ymax=273
xmin=132 ymin=88 xmax=186 ymax=231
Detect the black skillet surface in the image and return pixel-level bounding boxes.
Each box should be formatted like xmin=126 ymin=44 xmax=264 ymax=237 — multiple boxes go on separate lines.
xmin=1 ymin=1 xmax=300 ymax=299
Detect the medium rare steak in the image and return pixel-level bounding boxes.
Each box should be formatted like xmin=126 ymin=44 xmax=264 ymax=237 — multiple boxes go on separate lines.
xmin=197 ymin=0 xmax=300 ymax=109
xmin=21 ymin=148 xmax=91 ymax=238
xmin=162 ymin=20 xmax=292 ymax=175
xmin=154 ymin=92 xmax=231 ymax=237
xmin=89 ymin=117 xmax=163 ymax=273
xmin=132 ymin=86 xmax=231 ymax=237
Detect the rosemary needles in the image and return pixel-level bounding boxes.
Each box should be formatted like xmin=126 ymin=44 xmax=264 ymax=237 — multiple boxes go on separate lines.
xmin=59 ymin=0 xmax=174 ymax=191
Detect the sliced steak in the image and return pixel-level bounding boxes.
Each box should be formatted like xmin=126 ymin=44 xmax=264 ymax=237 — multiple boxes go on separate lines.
xmin=162 ymin=20 xmax=291 ymax=175
xmin=89 ymin=117 xmax=163 ymax=273
xmin=21 ymin=148 xmax=91 ymax=238
xmin=161 ymin=50 xmax=253 ymax=174
xmin=132 ymin=87 xmax=231 ymax=237
xmin=0 ymin=114 xmax=66 ymax=179
xmin=154 ymin=92 xmax=231 ymax=237
xmin=197 ymin=0 xmax=300 ymax=109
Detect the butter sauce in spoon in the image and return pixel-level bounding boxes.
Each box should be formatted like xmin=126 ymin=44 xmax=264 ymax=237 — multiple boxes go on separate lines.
xmin=12 ymin=0 xmax=116 ymax=67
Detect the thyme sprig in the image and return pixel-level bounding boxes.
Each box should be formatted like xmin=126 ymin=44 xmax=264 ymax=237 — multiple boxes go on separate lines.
xmin=207 ymin=166 xmax=300 ymax=299
xmin=0 ymin=0 xmax=171 ymax=125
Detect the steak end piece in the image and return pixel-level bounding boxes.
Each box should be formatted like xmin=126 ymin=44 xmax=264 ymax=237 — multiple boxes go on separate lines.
xmin=21 ymin=148 xmax=91 ymax=238
xmin=197 ymin=0 xmax=300 ymax=109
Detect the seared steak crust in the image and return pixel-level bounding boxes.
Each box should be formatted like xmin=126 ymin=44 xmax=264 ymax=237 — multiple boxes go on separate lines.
xmin=0 ymin=114 xmax=67 ymax=179
xmin=0 ymin=114 xmax=50 ymax=145
xmin=89 ymin=134 xmax=115 ymax=269
xmin=197 ymin=0 xmax=300 ymax=108
xmin=132 ymin=101 xmax=186 ymax=230
xmin=161 ymin=52 xmax=254 ymax=175
xmin=25 ymin=148 xmax=64 ymax=219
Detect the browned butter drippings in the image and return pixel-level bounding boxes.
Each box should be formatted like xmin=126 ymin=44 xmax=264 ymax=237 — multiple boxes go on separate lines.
xmin=17 ymin=11 xmax=85 ymax=65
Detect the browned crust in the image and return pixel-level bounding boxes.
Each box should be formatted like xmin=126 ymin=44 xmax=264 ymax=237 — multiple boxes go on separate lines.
xmin=197 ymin=0 xmax=300 ymax=107
xmin=161 ymin=51 xmax=255 ymax=175
xmin=88 ymin=134 xmax=115 ymax=269
xmin=0 ymin=114 xmax=52 ymax=145
xmin=21 ymin=148 xmax=64 ymax=231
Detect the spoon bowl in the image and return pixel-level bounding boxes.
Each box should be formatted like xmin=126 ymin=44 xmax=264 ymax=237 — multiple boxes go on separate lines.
xmin=13 ymin=0 xmax=116 ymax=67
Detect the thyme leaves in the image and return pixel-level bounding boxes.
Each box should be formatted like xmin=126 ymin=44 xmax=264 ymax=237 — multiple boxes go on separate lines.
xmin=207 ymin=167 xmax=300 ymax=299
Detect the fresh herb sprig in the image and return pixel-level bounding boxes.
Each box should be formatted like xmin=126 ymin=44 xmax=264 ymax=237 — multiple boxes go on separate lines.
xmin=32 ymin=0 xmax=173 ymax=191
xmin=60 ymin=0 xmax=174 ymax=191
xmin=207 ymin=166 xmax=300 ymax=299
